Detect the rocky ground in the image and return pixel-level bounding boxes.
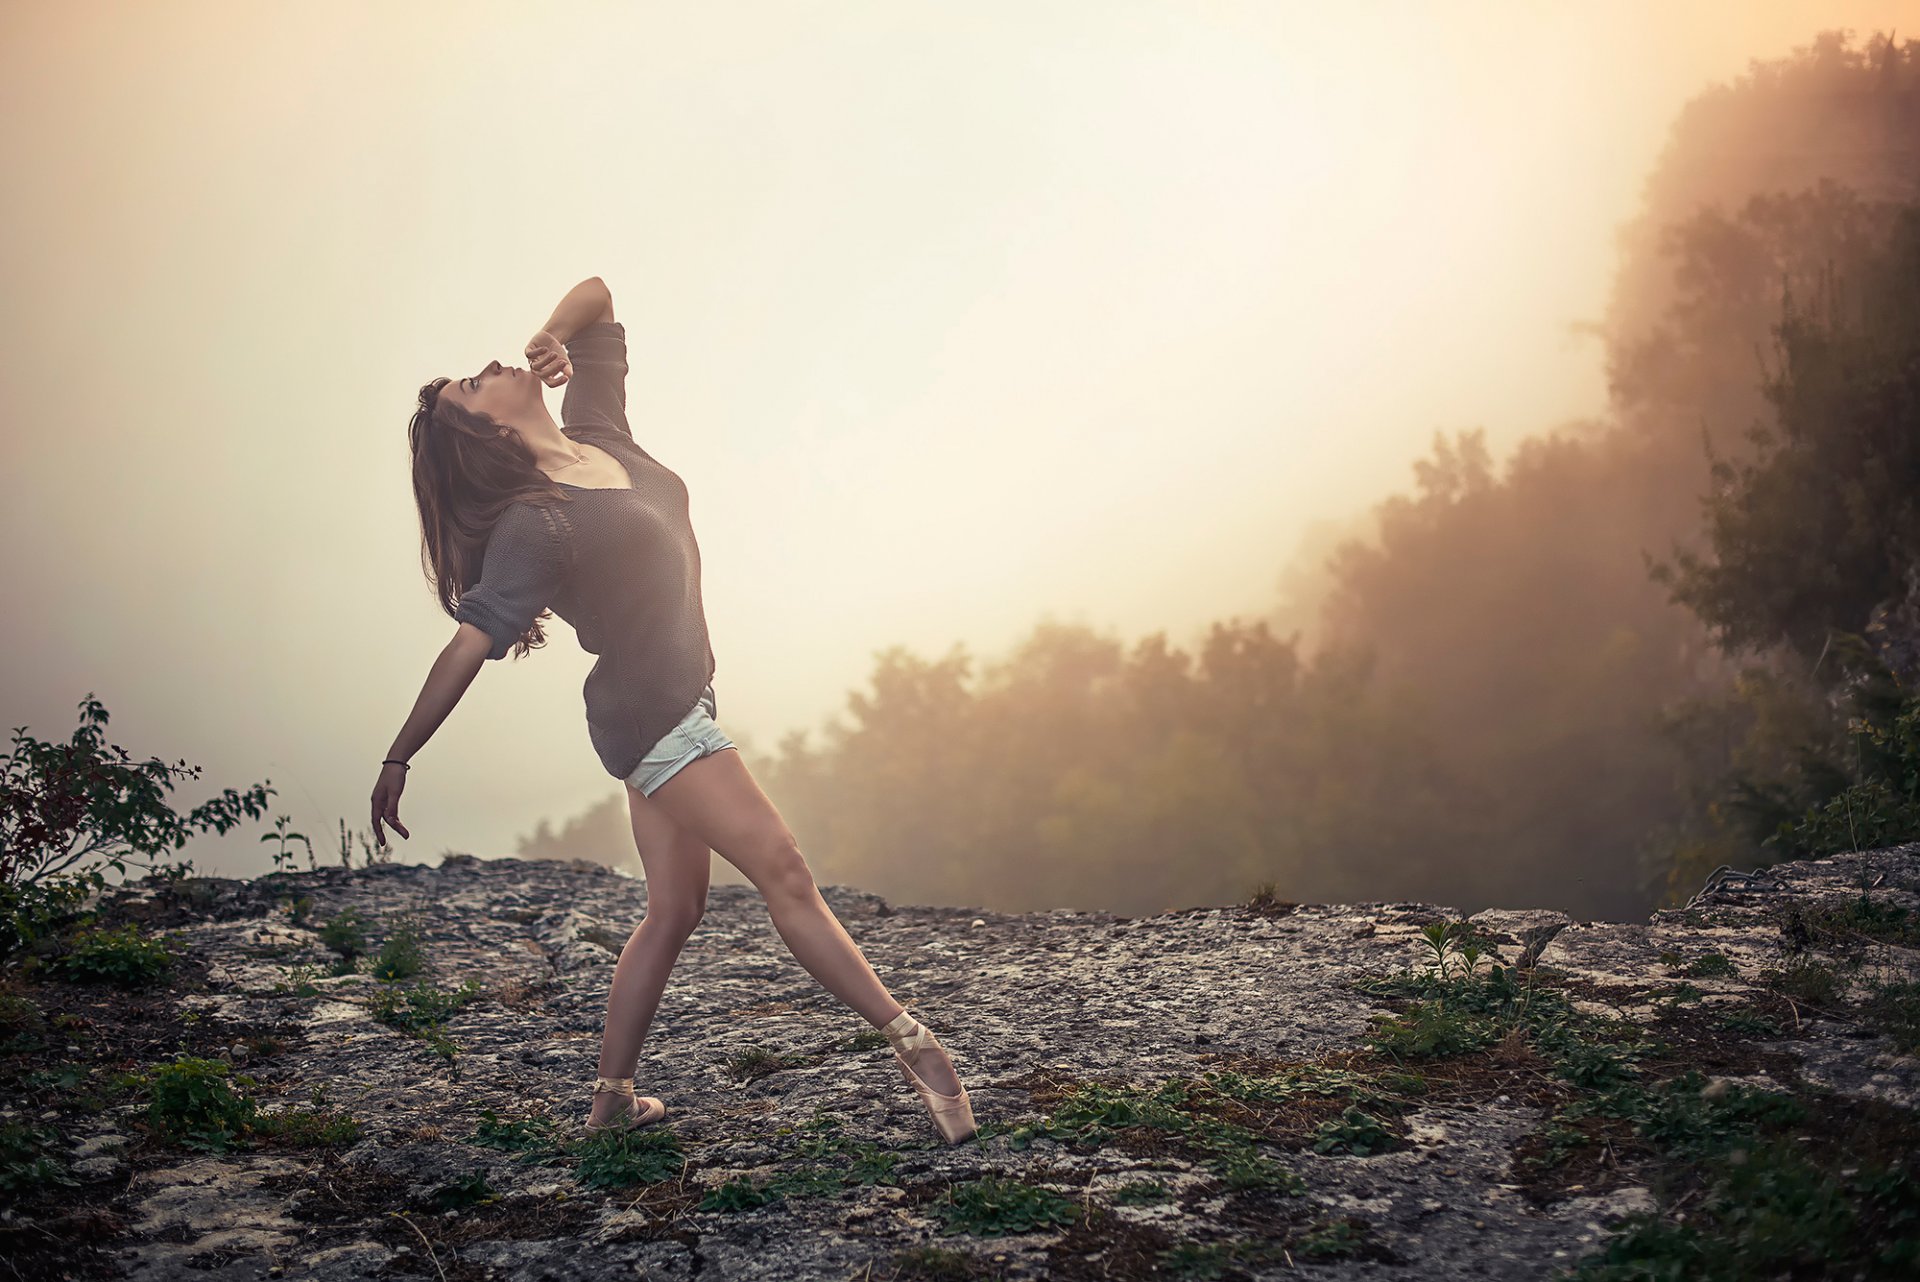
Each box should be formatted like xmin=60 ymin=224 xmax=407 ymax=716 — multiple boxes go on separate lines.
xmin=3 ymin=844 xmax=1918 ymax=1280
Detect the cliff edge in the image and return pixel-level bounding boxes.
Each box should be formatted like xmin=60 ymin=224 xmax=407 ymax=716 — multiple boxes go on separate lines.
xmin=5 ymin=845 xmax=1918 ymax=1280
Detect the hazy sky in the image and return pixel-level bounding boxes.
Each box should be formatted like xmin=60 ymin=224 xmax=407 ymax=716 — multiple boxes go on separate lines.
xmin=2 ymin=2 xmax=1906 ymax=880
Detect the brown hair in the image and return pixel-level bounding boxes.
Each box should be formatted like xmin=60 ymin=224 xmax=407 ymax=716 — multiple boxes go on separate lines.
xmin=408 ymin=378 xmax=574 ymax=658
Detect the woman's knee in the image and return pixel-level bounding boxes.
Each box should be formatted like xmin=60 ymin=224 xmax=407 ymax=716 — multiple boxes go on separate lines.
xmin=747 ymin=834 xmax=818 ymax=902
xmin=642 ymin=894 xmax=706 ymax=939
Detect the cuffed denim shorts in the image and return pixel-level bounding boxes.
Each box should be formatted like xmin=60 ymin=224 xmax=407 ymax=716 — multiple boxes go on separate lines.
xmin=623 ymin=681 xmax=736 ymax=796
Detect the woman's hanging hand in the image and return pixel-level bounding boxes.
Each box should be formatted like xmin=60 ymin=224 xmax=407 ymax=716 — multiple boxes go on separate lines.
xmin=371 ymin=762 xmax=411 ymax=849
xmin=525 ymin=329 xmax=574 ymax=388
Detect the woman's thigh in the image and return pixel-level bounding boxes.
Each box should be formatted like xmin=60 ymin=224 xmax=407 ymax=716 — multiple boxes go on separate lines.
xmin=623 ymin=783 xmax=713 ymax=917
xmin=645 ymin=747 xmax=808 ymax=891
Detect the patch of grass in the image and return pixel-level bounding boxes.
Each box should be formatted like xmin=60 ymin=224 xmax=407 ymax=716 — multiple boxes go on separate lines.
xmin=424 ymin=1173 xmax=497 ymax=1211
xmin=699 ymin=1177 xmax=779 ymax=1211
xmin=1291 ymin=1216 xmax=1376 ymax=1260
xmin=52 ymin=922 xmax=178 ymax=989
xmin=1682 ymin=952 xmax=1737 ymax=979
xmin=928 ymin=1175 xmax=1081 ymax=1236
xmin=0 ymin=991 xmax=43 ymax=1029
xmin=1246 ymin=882 xmax=1298 ymax=917
xmin=272 ymin=962 xmax=323 ymax=998
xmin=317 ymin=907 xmax=369 ymax=959
xmin=0 ymin=1121 xmax=79 ymax=1197
xmin=1200 ymin=1063 xmax=1417 ymax=1107
xmin=1715 ymin=1009 xmax=1783 ymax=1036
xmin=784 ymin=1110 xmax=903 ymax=1185
xmin=1311 ymin=1106 xmax=1396 ymax=1156
xmin=368 ymin=915 xmax=427 ymax=981
xmin=0 ymin=876 xmax=93 ymax=964
xmin=697 ymin=1110 xmax=907 ymax=1210
xmin=1111 ymin=1178 xmax=1173 ymax=1205
xmin=574 ymin=1123 xmax=686 ymax=1190
xmin=1861 ymin=979 xmax=1920 ymax=1054
xmin=1758 ymin=955 xmax=1845 ymax=1007
xmin=1566 ymin=1134 xmax=1920 ymax=1280
xmin=1003 ymin=1074 xmax=1314 ymax=1193
xmin=1156 ymin=1237 xmax=1284 ymax=1279
xmin=1794 ymin=892 xmax=1920 ymax=951
xmin=1354 ymin=934 xmax=1608 ymax=1073
xmin=1365 ymin=999 xmax=1506 ymax=1059
xmin=722 ymin=1044 xmax=814 ymax=1083
xmin=369 ymin=979 xmax=484 ymax=1067
xmin=256 ymin=1100 xmax=360 ymax=1149
xmin=1541 ymin=1032 xmax=1645 ymax=1090
xmin=468 ymin=1110 xmax=567 ymax=1163
xmin=1335 ymin=901 xmax=1920 ymax=1280
xmin=837 ymin=1028 xmax=890 ymax=1053
xmin=1211 ymin=1147 xmax=1307 ymax=1193
xmin=884 ymin=1244 xmax=995 ymax=1280
xmin=132 ymin=1055 xmax=262 ymax=1152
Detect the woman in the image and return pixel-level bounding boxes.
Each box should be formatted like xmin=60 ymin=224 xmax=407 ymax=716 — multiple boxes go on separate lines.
xmin=369 ymin=276 xmax=975 ymax=1144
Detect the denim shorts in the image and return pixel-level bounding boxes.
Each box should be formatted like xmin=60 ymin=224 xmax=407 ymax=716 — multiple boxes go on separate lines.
xmin=623 ymin=681 xmax=736 ymax=796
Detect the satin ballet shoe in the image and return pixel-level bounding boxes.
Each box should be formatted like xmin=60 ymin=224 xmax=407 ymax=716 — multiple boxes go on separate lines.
xmin=584 ymin=1075 xmax=667 ymax=1134
xmin=880 ymin=1008 xmax=978 ymax=1145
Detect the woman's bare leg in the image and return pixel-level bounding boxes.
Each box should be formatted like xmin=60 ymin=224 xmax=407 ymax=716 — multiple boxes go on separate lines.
xmin=589 ymin=789 xmax=712 ymax=1126
xmin=643 ymin=747 xmax=964 ymax=1096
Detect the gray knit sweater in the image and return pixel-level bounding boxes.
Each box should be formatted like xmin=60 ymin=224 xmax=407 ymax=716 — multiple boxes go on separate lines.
xmin=452 ymin=321 xmax=717 ymax=781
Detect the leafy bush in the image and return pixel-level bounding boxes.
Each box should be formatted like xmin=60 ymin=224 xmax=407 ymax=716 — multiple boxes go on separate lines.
xmin=1 ymin=695 xmax=273 ymax=959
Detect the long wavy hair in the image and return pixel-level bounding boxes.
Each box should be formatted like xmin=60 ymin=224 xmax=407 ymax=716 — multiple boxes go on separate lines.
xmin=409 ymin=377 xmax=575 ymax=658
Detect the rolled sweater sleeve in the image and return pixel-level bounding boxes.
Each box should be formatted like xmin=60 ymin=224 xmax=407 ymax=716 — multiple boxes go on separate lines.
xmin=560 ymin=320 xmax=630 ymax=440
xmin=453 ymin=502 xmax=568 ymax=660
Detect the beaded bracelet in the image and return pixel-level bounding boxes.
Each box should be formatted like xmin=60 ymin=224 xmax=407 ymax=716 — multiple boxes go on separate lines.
xmin=382 ymin=759 xmax=410 ymax=770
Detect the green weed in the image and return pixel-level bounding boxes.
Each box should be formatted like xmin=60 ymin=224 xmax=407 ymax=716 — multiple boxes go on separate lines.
xmin=0 ymin=1121 xmax=78 ymax=1197
xmin=722 ymin=1045 xmax=814 ymax=1083
xmin=52 ymin=922 xmax=178 ymax=989
xmin=134 ymin=1055 xmax=261 ymax=1152
xmin=574 ymin=1124 xmax=686 ymax=1190
xmin=368 ymin=916 xmax=426 ymax=981
xmin=928 ymin=1175 xmax=1081 ymax=1236
xmin=317 ymin=907 xmax=369 ymax=960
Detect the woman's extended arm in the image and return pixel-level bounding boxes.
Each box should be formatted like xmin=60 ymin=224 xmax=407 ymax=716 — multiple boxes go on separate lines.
xmin=370 ymin=627 xmax=491 ymax=848
xmin=538 ymin=276 xmax=615 ymax=346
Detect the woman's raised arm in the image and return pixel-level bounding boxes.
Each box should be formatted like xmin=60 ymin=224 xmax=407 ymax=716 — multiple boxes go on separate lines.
xmin=538 ymin=276 xmax=615 ymax=347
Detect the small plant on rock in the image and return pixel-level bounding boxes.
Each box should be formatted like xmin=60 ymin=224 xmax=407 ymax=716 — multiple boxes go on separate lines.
xmin=52 ymin=921 xmax=179 ymax=989
xmin=134 ymin=1055 xmax=262 ymax=1152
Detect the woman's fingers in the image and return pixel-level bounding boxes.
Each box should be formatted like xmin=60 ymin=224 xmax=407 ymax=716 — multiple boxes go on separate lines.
xmin=522 ymin=337 xmax=572 ymax=388
xmin=372 ymin=782 xmax=409 ymax=845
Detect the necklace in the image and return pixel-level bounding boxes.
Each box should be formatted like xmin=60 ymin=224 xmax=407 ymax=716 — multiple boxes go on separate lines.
xmin=549 ymin=448 xmax=590 ymax=470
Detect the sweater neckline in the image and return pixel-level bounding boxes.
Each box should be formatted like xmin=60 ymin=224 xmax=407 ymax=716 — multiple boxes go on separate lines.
xmin=553 ymin=429 xmax=634 ymax=491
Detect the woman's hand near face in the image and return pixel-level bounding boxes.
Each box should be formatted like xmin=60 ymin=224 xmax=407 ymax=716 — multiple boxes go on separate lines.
xmin=526 ymin=330 xmax=573 ymax=387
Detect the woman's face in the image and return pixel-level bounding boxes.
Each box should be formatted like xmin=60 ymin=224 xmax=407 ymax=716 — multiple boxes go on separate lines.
xmin=441 ymin=358 xmax=539 ymax=423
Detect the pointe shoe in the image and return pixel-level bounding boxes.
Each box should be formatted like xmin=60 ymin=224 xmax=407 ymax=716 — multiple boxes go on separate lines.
xmin=583 ymin=1075 xmax=667 ymax=1134
xmin=880 ymin=1008 xmax=978 ymax=1145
